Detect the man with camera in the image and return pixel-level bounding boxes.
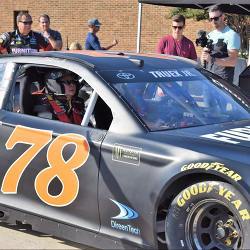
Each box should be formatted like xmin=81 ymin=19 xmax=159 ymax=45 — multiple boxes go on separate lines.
xmin=0 ymin=11 xmax=51 ymax=54
xmin=200 ymin=5 xmax=240 ymax=84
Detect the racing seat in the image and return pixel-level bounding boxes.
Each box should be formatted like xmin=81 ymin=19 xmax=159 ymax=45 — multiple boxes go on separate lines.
xmin=18 ymin=68 xmax=35 ymax=115
xmin=19 ymin=67 xmax=44 ymax=115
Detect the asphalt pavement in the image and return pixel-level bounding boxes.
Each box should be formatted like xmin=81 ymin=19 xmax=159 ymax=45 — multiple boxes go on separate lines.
xmin=0 ymin=222 xmax=94 ymax=249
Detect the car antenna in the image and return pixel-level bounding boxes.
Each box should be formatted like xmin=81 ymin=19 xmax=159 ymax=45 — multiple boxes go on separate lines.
xmin=66 ymin=36 xmax=69 ymax=50
xmin=129 ymin=58 xmax=144 ymax=67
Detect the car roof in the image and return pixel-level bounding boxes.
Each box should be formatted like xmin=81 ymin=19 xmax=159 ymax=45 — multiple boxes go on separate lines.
xmin=1 ymin=50 xmax=199 ymax=71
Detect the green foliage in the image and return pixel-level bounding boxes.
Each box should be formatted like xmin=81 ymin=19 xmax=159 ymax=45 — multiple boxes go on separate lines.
xmin=169 ymin=7 xmax=208 ymax=21
xmin=239 ymin=49 xmax=248 ymax=59
xmin=226 ymin=14 xmax=249 ymax=52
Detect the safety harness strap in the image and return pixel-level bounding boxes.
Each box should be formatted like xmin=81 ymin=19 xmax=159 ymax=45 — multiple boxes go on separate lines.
xmin=47 ymin=94 xmax=72 ymax=123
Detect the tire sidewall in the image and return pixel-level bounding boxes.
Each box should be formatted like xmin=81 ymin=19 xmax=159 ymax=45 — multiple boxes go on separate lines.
xmin=165 ymin=181 xmax=250 ymax=249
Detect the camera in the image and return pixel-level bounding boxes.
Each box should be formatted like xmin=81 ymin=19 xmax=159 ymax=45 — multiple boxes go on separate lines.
xmin=195 ymin=30 xmax=213 ymax=51
xmin=196 ymin=30 xmax=214 ymax=68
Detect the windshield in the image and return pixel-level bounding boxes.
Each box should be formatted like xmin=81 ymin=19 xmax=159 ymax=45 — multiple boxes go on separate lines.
xmin=112 ymin=68 xmax=250 ymax=131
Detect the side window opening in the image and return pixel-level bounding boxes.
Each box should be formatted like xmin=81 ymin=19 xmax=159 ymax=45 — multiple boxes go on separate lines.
xmin=10 ymin=65 xmax=113 ymax=130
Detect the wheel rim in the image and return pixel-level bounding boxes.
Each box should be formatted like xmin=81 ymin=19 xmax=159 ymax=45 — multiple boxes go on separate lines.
xmin=185 ymin=199 xmax=243 ymax=250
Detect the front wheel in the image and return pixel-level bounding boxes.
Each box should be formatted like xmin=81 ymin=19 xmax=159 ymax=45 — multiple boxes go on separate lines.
xmin=165 ymin=181 xmax=250 ymax=249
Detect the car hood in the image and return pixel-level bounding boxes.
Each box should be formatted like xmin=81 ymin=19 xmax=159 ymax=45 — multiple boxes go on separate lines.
xmin=163 ymin=120 xmax=250 ymax=147
xmin=153 ymin=120 xmax=250 ymax=165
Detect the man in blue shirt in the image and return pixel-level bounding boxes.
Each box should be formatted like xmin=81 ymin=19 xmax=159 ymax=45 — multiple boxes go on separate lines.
xmin=85 ymin=18 xmax=118 ymax=50
xmin=200 ymin=5 xmax=240 ymax=84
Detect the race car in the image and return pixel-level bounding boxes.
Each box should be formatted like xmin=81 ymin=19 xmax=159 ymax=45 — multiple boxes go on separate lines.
xmin=0 ymin=50 xmax=249 ymax=250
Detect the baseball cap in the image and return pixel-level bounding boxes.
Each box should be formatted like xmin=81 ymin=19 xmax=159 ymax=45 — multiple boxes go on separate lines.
xmin=87 ymin=18 xmax=102 ymax=27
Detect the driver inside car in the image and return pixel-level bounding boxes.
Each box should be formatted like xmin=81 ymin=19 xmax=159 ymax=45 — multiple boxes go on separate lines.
xmin=32 ymin=70 xmax=85 ymax=125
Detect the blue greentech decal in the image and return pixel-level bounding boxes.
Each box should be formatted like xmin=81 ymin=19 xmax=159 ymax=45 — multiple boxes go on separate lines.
xmin=110 ymin=199 xmax=141 ymax=236
xmin=110 ymin=199 xmax=138 ymax=219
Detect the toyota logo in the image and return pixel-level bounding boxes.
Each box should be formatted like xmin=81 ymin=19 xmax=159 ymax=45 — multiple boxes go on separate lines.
xmin=117 ymin=72 xmax=135 ymax=80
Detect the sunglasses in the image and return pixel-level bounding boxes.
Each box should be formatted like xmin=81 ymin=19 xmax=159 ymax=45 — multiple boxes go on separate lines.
xmin=59 ymin=80 xmax=78 ymax=85
xmin=209 ymin=14 xmax=222 ymax=22
xmin=19 ymin=20 xmax=33 ymax=25
xmin=172 ymin=26 xmax=183 ymax=30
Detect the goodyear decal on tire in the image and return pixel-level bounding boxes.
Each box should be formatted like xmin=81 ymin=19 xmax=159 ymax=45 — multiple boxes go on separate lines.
xmin=176 ymin=182 xmax=250 ymax=221
xmin=181 ymin=162 xmax=242 ymax=182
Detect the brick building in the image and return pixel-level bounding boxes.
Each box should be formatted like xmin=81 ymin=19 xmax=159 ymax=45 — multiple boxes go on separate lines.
xmin=0 ymin=0 xmax=209 ymax=54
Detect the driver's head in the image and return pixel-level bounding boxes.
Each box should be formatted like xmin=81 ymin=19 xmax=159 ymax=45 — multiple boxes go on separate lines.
xmin=57 ymin=73 xmax=78 ymax=98
xmin=46 ymin=70 xmax=79 ymax=97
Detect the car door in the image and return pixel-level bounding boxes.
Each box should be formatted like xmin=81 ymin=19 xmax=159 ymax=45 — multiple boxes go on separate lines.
xmin=0 ymin=62 xmax=104 ymax=232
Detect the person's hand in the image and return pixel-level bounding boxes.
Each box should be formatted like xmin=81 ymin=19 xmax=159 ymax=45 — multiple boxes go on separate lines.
xmin=43 ymin=31 xmax=51 ymax=39
xmin=0 ymin=32 xmax=10 ymax=46
xmin=201 ymin=48 xmax=211 ymax=63
xmin=112 ymin=39 xmax=118 ymax=46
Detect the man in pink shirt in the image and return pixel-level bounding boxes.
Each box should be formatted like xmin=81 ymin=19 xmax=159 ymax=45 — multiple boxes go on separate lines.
xmin=156 ymin=15 xmax=197 ymax=60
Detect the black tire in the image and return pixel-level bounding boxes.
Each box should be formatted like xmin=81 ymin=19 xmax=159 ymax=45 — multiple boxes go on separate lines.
xmin=165 ymin=181 xmax=250 ymax=250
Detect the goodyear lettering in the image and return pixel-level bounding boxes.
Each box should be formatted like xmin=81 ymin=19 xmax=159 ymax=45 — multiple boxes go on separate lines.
xmin=181 ymin=162 xmax=242 ymax=182
xmin=231 ymin=199 xmax=242 ymax=210
xmin=177 ymin=182 xmax=249 ymax=221
xmin=177 ymin=182 xmax=216 ymax=207
xmin=239 ymin=209 xmax=250 ymax=221
xmin=218 ymin=186 xmax=235 ymax=201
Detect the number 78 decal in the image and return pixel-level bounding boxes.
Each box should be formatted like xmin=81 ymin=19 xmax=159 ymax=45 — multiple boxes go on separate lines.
xmin=1 ymin=125 xmax=90 ymax=207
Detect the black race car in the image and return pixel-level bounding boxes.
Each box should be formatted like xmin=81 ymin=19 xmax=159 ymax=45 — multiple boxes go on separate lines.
xmin=0 ymin=51 xmax=249 ymax=250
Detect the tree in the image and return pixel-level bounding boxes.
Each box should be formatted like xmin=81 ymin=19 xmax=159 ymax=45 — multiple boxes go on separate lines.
xmin=226 ymin=14 xmax=249 ymax=58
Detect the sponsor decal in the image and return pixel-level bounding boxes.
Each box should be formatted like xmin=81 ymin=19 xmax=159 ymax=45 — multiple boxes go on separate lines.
xmin=201 ymin=126 xmax=250 ymax=144
xmin=177 ymin=182 xmax=250 ymax=221
xmin=110 ymin=199 xmax=141 ymax=236
xmin=181 ymin=162 xmax=242 ymax=182
xmin=112 ymin=143 xmax=141 ymax=166
xmin=116 ymin=72 xmax=135 ymax=80
xmin=149 ymin=69 xmax=197 ymax=79
xmin=111 ymin=220 xmax=141 ymax=235
xmin=11 ymin=48 xmax=37 ymax=54
xmin=110 ymin=199 xmax=138 ymax=220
